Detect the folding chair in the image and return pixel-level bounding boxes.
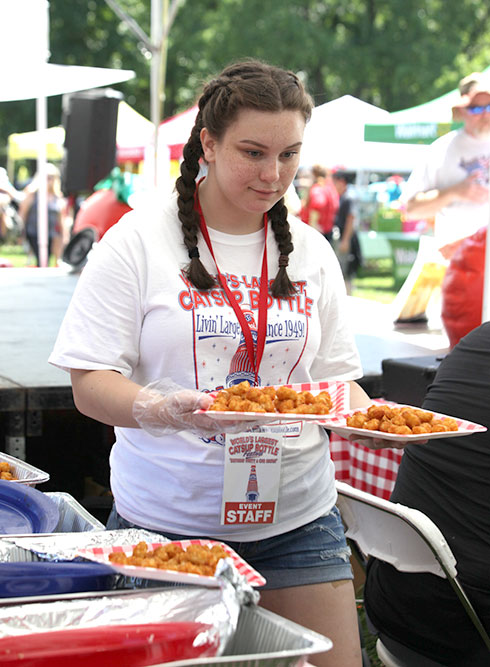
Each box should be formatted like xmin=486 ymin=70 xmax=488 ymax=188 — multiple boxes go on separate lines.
xmin=335 ymin=480 xmax=490 ymax=666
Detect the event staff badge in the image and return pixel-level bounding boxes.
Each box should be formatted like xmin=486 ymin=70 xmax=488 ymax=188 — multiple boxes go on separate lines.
xmin=221 ymin=432 xmax=283 ymax=526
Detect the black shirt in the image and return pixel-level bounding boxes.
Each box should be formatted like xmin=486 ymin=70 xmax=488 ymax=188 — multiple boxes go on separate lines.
xmin=364 ymin=322 xmax=490 ymax=665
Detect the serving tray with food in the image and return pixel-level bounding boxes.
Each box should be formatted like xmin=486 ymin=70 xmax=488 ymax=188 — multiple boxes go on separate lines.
xmin=322 ymin=402 xmax=487 ymax=443
xmin=0 ymin=452 xmax=49 ymax=487
xmin=195 ymin=380 xmax=349 ymax=424
xmin=77 ymin=538 xmax=266 ymax=588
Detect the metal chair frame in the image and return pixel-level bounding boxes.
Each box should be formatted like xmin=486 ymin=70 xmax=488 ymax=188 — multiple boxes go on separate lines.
xmin=335 ymin=481 xmax=490 ymax=664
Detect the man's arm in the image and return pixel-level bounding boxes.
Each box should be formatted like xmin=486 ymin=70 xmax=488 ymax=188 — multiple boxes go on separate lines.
xmin=406 ymin=172 xmax=489 ymax=219
xmin=339 ymin=212 xmax=354 ymax=254
xmin=308 ymin=209 xmax=321 ymax=231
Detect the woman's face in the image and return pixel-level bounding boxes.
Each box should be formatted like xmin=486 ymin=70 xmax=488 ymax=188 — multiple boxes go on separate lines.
xmin=201 ymin=108 xmax=305 ymax=219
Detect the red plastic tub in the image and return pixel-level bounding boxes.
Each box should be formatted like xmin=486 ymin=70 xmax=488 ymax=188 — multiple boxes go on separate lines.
xmin=0 ymin=621 xmax=219 ymax=666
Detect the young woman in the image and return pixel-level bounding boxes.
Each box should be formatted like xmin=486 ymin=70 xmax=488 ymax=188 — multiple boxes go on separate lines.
xmin=50 ymin=60 xmax=375 ymax=666
xmin=19 ymin=163 xmax=67 ymax=266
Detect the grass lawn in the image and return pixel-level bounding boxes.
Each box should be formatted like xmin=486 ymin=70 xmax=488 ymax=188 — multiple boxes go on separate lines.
xmin=0 ymin=242 xmax=61 ymax=268
xmin=0 ymin=243 xmax=32 ymax=267
xmin=358 ymin=596 xmax=383 ymax=666
xmin=352 ymin=273 xmax=397 ymax=304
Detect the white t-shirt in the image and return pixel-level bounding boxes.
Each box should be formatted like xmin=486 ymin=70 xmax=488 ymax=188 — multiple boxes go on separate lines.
xmin=402 ymin=129 xmax=490 ymax=245
xmin=49 ymin=192 xmax=362 ymax=540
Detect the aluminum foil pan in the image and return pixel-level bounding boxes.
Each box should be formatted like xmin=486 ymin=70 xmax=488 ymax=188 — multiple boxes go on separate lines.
xmin=0 ymin=492 xmax=103 ymax=541
xmin=0 ymin=529 xmax=168 ymax=564
xmin=0 ymin=531 xmax=264 ymax=603
xmin=0 ymin=452 xmax=49 ymax=487
xmin=0 ymin=579 xmax=240 ymax=657
xmin=45 ymin=492 xmax=105 ymax=533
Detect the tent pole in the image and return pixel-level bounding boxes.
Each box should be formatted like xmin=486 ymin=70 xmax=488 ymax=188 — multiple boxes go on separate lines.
xmin=104 ymin=0 xmax=182 ymax=185
xmin=36 ymin=0 xmax=50 ymax=269
xmin=150 ymin=0 xmax=164 ymax=185
xmin=36 ymin=95 xmax=49 ymax=269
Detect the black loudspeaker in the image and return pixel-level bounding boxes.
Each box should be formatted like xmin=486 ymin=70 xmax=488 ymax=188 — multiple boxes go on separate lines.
xmin=61 ymin=88 xmax=123 ymax=194
xmin=382 ymin=355 xmax=446 ymax=407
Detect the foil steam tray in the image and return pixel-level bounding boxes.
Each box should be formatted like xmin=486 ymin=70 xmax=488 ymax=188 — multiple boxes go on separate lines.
xmin=0 ymin=529 xmax=169 ymax=564
xmin=0 ymin=452 xmax=49 ymax=487
xmin=0 ymin=588 xmax=332 ymax=667
xmin=0 ymin=491 xmax=104 ymax=541
xmin=47 ymin=492 xmax=105 ymax=534
xmin=164 ymin=604 xmax=333 ymax=666
xmin=0 ymin=585 xmax=239 ymax=660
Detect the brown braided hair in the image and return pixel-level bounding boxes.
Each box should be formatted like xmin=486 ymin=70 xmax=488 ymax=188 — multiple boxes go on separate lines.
xmin=175 ymin=59 xmax=313 ymax=298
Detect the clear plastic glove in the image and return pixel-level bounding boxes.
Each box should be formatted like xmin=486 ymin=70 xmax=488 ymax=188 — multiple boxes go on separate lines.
xmin=132 ymin=378 xmax=258 ymax=437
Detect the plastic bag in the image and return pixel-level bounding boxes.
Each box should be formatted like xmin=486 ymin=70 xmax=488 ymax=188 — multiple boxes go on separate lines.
xmin=441 ymin=227 xmax=486 ymax=347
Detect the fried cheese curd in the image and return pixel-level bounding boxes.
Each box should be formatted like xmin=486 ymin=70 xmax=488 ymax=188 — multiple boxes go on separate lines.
xmin=208 ymin=381 xmax=333 ymax=415
xmin=0 ymin=461 xmax=17 ymax=481
xmin=108 ymin=541 xmax=229 ymax=577
xmin=346 ymin=404 xmax=459 ymax=435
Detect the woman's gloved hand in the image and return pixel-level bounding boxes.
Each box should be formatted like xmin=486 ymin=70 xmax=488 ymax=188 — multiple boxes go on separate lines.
xmin=347 ymin=434 xmax=427 ymax=450
xmin=132 ymin=378 xmax=257 ymax=437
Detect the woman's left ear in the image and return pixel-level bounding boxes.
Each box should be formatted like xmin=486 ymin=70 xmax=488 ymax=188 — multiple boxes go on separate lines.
xmin=200 ymin=128 xmax=217 ymax=163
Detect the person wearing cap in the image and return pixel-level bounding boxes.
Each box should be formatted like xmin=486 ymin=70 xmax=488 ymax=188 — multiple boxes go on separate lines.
xmin=402 ymin=71 xmax=490 ymax=259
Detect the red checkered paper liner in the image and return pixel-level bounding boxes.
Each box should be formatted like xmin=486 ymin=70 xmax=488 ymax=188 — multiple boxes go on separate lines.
xmin=77 ymin=539 xmax=266 ymax=588
xmin=323 ymin=402 xmax=487 ymax=443
xmin=196 ymin=380 xmax=349 ymax=425
xmin=330 ymin=431 xmax=403 ymax=500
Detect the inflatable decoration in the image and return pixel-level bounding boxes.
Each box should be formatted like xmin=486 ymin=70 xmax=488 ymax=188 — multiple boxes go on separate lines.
xmin=63 ymin=168 xmax=133 ymax=269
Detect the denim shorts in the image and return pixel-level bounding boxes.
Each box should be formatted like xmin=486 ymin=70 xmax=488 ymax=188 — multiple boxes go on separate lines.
xmin=106 ymin=505 xmax=352 ymax=590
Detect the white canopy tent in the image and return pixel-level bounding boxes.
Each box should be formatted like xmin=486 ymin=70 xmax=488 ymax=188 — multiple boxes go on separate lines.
xmin=300 ymin=95 xmax=428 ymax=174
xmin=154 ymin=96 xmax=429 ymax=186
xmin=1 ymin=0 xmax=135 ymax=267
xmin=0 ymin=63 xmax=135 ymax=104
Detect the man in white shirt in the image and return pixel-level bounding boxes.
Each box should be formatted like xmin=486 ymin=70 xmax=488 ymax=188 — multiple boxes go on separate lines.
xmin=403 ymin=72 xmax=490 ymax=259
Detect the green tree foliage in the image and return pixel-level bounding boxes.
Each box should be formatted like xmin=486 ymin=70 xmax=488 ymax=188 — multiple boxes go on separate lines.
xmin=2 ymin=0 xmax=490 ymax=168
xmin=164 ymin=0 xmax=490 ymax=111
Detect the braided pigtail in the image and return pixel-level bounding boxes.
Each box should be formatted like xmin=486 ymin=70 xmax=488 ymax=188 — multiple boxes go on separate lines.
xmin=175 ymin=109 xmax=216 ymax=290
xmin=268 ymin=198 xmax=297 ymax=298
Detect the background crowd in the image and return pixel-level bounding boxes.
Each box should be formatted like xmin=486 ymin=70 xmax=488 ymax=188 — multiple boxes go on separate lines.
xmin=0 ymin=163 xmax=69 ymax=267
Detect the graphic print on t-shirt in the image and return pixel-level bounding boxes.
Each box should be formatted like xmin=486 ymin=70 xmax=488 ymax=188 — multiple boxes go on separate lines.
xmin=178 ymin=270 xmax=313 ymax=390
xmin=227 ymin=309 xmax=261 ymax=386
xmin=459 ymin=155 xmax=490 ymax=185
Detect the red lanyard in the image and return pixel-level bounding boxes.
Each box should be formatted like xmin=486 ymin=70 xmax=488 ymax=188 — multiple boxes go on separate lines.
xmin=195 ymin=188 xmax=269 ymax=386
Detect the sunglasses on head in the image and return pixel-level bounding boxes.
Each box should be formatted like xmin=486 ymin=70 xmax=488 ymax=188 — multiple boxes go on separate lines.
xmin=467 ymin=104 xmax=490 ymax=115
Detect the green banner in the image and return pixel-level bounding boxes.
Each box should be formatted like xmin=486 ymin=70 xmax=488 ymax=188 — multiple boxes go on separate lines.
xmin=364 ymin=121 xmax=462 ymax=144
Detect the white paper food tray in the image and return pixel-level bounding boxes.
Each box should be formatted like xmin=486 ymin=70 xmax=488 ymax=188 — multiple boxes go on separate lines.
xmin=77 ymin=538 xmax=266 ymax=588
xmin=0 ymin=451 xmax=49 ymax=486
